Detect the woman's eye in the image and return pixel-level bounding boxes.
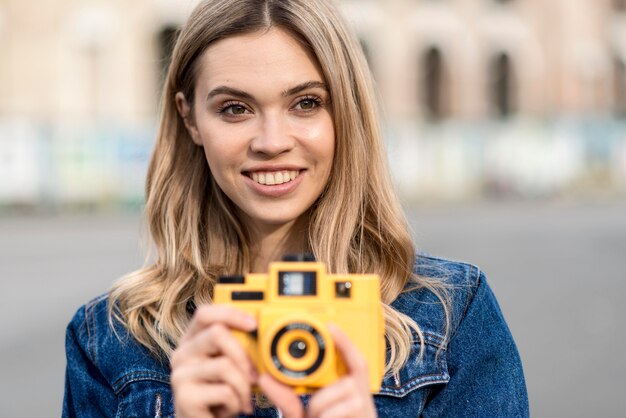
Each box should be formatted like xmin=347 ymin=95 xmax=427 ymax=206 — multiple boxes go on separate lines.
xmin=225 ymin=105 xmax=247 ymax=115
xmin=295 ymin=97 xmax=321 ymax=111
xmin=232 ymin=105 xmax=247 ymax=114
xmin=217 ymin=102 xmax=249 ymax=116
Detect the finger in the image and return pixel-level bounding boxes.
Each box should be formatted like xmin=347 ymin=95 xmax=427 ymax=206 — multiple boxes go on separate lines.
xmin=184 ymin=304 xmax=257 ymax=342
xmin=257 ymin=374 xmax=305 ymax=418
xmin=206 ymin=357 xmax=253 ymax=413
xmin=203 ymin=383 xmax=250 ymax=417
xmin=172 ymin=356 xmax=254 ymax=414
xmin=311 ymin=396 xmax=375 ymax=418
xmin=328 ymin=324 xmax=369 ymax=381
xmin=308 ymin=378 xmax=377 ymax=418
xmin=187 ymin=323 xmax=245 ymax=358
xmin=172 ymin=324 xmax=257 ymax=381
xmin=204 ymin=383 xmax=250 ymax=417
xmin=174 ymin=382 xmax=243 ymax=418
xmin=307 ymin=377 xmax=358 ymax=417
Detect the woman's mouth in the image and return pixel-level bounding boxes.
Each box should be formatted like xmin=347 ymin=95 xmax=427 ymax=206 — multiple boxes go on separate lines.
xmin=249 ymin=170 xmax=300 ymax=186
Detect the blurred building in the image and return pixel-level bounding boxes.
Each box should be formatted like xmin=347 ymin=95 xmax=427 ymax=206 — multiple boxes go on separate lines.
xmin=1 ymin=0 xmax=625 ymax=206
xmin=347 ymin=0 xmax=626 ymax=122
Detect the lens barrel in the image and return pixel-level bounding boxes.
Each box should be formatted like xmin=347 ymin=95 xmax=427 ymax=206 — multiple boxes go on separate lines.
xmin=270 ymin=322 xmax=326 ymax=378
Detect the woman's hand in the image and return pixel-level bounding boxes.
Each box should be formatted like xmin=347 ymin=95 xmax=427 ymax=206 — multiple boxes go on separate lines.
xmin=258 ymin=324 xmax=378 ymax=418
xmin=170 ymin=304 xmax=258 ymax=418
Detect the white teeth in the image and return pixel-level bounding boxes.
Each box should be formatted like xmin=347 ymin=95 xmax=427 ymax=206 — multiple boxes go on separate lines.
xmin=250 ymin=170 xmax=299 ymax=185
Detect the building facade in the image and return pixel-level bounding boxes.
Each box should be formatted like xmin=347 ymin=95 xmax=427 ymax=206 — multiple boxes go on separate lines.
xmin=1 ymin=0 xmax=625 ymax=204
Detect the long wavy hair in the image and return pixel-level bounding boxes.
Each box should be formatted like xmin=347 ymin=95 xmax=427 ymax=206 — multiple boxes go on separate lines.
xmin=110 ymin=0 xmax=449 ymax=377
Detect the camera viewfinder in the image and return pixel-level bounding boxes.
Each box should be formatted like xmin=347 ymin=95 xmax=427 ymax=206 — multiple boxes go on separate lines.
xmin=278 ymin=271 xmax=317 ymax=296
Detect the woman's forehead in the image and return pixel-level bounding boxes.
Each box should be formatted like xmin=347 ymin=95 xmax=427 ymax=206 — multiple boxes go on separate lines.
xmin=195 ymin=28 xmax=326 ymax=94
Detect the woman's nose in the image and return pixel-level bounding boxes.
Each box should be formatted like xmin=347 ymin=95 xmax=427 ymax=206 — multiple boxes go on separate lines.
xmin=249 ymin=113 xmax=295 ymax=156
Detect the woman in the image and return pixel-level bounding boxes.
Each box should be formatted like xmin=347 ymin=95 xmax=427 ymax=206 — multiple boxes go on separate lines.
xmin=63 ymin=0 xmax=528 ymax=417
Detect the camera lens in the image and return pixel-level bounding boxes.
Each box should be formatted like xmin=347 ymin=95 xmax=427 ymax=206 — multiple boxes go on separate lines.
xmin=270 ymin=322 xmax=326 ymax=379
xmin=289 ymin=340 xmax=307 ymax=359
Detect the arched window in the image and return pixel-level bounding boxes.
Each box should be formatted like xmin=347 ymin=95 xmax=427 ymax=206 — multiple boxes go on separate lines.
xmin=421 ymin=47 xmax=448 ymax=121
xmin=490 ymin=52 xmax=516 ymax=118
xmin=615 ymin=56 xmax=626 ymax=118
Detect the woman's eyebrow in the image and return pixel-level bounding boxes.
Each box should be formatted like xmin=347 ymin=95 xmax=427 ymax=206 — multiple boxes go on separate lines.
xmin=206 ymin=86 xmax=255 ymax=101
xmin=283 ymin=81 xmax=328 ymax=97
xmin=206 ymin=81 xmax=328 ymax=102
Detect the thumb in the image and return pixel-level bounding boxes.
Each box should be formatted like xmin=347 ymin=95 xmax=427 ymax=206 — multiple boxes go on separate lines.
xmin=257 ymin=374 xmax=305 ymax=418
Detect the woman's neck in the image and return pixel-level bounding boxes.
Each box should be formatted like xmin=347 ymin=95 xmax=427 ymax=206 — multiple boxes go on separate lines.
xmin=247 ymin=218 xmax=308 ymax=273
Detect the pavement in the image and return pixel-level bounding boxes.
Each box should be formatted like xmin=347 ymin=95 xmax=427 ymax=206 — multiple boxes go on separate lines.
xmin=1 ymin=198 xmax=625 ymax=417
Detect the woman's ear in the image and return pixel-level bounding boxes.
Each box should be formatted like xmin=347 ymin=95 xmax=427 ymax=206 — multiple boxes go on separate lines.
xmin=175 ymin=92 xmax=202 ymax=145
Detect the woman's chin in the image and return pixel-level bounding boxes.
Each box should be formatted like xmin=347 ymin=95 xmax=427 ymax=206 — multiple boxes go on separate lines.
xmin=237 ymin=208 xmax=308 ymax=232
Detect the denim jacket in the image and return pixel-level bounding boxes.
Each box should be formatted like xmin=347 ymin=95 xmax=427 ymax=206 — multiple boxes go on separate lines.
xmin=63 ymin=255 xmax=529 ymax=417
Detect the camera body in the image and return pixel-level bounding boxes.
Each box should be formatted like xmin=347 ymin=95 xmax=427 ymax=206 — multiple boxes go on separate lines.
xmin=214 ymin=257 xmax=385 ymax=394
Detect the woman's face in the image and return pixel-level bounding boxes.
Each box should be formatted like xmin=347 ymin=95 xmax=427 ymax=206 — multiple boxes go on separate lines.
xmin=179 ymin=28 xmax=335 ymax=232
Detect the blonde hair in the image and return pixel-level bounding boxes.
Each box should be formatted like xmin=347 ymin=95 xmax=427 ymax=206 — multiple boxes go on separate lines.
xmin=110 ymin=0 xmax=449 ymax=377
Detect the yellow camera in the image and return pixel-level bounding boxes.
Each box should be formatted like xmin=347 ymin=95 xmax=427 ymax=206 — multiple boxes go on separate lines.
xmin=213 ymin=255 xmax=385 ymax=394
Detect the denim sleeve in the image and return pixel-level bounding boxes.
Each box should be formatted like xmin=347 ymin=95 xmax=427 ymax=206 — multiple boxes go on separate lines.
xmin=63 ymin=305 xmax=117 ymax=417
xmin=421 ymin=271 xmax=529 ymax=417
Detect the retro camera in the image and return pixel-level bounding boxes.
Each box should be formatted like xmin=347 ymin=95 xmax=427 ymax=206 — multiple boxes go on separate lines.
xmin=214 ymin=254 xmax=385 ymax=394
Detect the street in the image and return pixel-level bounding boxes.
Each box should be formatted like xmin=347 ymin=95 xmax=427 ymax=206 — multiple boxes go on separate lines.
xmin=1 ymin=199 xmax=625 ymax=417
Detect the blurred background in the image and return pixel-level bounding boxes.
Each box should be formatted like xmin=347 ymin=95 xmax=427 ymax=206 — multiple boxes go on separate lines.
xmin=0 ymin=0 xmax=625 ymax=416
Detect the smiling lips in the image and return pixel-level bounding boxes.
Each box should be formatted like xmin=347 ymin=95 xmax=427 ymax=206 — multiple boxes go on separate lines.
xmin=249 ymin=170 xmax=300 ymax=186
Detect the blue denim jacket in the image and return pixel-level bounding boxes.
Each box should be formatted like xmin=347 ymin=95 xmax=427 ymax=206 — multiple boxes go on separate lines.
xmin=63 ymin=255 xmax=529 ymax=417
